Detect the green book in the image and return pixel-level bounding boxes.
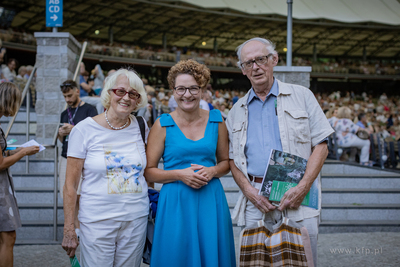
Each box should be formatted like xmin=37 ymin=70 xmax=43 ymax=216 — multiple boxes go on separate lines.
xmin=269 ymin=180 xmax=310 ymax=206
xmin=70 ymin=255 xmax=81 ymax=267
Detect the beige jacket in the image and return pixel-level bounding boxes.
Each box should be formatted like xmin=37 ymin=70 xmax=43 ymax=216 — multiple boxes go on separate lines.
xmin=226 ymin=79 xmax=334 ymax=226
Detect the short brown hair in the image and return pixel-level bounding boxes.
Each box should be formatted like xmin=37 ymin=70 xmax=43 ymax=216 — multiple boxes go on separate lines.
xmin=0 ymin=82 xmax=21 ymax=117
xmin=60 ymin=80 xmax=78 ymax=93
xmin=167 ymin=59 xmax=210 ymax=90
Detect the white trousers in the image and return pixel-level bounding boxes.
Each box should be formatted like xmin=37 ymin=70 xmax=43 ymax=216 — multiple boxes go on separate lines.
xmin=245 ymin=181 xmax=319 ymax=267
xmin=80 ymin=216 xmax=147 ymax=267
xmin=340 ymin=136 xmax=370 ymax=163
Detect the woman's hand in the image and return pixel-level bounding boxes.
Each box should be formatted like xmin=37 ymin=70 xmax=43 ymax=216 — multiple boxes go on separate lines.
xmin=62 ymin=228 xmax=79 ymax=258
xmin=192 ymin=164 xmax=216 ymax=181
xmin=21 ymin=146 xmax=40 ymax=156
xmin=179 ymin=165 xmax=209 ymax=189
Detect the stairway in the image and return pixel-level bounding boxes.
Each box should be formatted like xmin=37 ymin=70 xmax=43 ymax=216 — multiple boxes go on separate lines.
xmin=2 ymin=110 xmax=400 ymax=245
xmin=319 ymin=160 xmax=400 ymax=233
xmin=1 ymin=111 xmax=62 ymax=245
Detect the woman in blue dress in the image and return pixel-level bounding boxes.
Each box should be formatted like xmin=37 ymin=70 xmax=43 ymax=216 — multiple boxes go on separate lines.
xmin=145 ymin=59 xmax=236 ymax=267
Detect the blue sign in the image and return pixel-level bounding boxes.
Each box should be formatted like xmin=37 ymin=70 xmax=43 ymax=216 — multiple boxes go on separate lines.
xmin=46 ymin=0 xmax=63 ymax=27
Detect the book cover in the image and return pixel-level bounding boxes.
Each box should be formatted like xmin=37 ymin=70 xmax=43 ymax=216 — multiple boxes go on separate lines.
xmin=258 ymin=149 xmax=318 ymax=209
xmin=269 ymin=181 xmax=310 ymax=206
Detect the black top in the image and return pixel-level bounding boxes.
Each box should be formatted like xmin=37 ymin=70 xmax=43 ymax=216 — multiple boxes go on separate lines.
xmin=60 ymin=103 xmax=98 ymax=158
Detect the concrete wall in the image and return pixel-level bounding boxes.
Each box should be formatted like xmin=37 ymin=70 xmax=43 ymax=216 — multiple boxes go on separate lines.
xmin=273 ymin=66 xmax=312 ymax=88
xmin=34 ymin=32 xmax=81 ymax=159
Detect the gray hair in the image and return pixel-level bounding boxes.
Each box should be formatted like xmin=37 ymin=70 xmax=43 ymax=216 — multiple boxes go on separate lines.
xmin=236 ymin=37 xmax=278 ymax=69
xmin=100 ymin=68 xmax=147 ymax=112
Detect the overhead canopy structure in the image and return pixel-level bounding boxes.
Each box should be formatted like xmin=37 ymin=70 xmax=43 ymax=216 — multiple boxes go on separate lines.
xmin=3 ymin=0 xmax=400 ymax=58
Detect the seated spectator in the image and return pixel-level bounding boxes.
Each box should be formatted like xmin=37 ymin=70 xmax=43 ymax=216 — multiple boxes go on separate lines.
xmin=79 ymin=62 xmax=93 ymax=97
xmin=16 ymin=66 xmax=27 ymax=80
xmin=334 ymin=107 xmax=371 ymax=166
xmin=1 ymin=58 xmax=17 ymax=82
xmin=326 ymin=107 xmax=338 ymax=128
xmin=356 ymin=113 xmax=374 ymax=133
xmin=92 ymin=64 xmax=104 ymax=95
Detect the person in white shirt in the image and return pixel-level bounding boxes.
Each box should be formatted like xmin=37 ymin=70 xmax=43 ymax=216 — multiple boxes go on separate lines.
xmin=62 ymin=69 xmax=149 ymax=267
xmin=1 ymin=59 xmax=17 ymax=82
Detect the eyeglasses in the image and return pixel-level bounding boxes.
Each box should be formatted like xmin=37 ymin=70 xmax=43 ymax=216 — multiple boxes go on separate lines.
xmin=174 ymin=86 xmax=201 ymax=96
xmin=109 ymin=88 xmax=141 ymax=100
xmin=240 ymin=54 xmax=273 ymax=70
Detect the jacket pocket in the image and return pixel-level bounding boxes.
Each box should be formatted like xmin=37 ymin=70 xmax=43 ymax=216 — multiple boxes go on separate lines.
xmin=284 ymin=109 xmax=311 ymax=143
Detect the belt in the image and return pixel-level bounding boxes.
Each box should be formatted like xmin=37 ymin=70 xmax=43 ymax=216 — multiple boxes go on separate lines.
xmin=248 ymin=174 xmax=263 ymax=183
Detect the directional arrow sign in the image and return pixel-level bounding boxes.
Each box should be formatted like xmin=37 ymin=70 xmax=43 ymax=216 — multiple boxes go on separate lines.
xmin=46 ymin=0 xmax=63 ymax=27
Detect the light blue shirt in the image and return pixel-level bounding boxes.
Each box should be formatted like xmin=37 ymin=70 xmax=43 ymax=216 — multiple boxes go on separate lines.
xmin=356 ymin=121 xmax=366 ymax=129
xmin=245 ymin=78 xmax=282 ymax=177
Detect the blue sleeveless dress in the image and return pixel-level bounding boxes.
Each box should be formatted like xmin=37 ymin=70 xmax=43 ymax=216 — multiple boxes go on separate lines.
xmin=151 ymin=109 xmax=236 ymax=267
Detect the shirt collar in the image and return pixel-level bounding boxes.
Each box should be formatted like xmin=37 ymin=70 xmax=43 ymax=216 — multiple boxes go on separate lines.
xmin=247 ymin=78 xmax=278 ymax=104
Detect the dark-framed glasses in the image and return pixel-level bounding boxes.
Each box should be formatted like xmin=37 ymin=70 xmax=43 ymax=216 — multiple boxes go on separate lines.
xmin=109 ymin=88 xmax=141 ymax=100
xmin=240 ymin=53 xmax=273 ymax=70
xmin=174 ymin=86 xmax=201 ymax=96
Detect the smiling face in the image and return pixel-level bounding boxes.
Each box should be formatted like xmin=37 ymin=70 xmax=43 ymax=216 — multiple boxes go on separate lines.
xmin=240 ymin=41 xmax=277 ymax=92
xmin=109 ymin=74 xmax=138 ymax=116
xmin=174 ymin=74 xmax=202 ymax=112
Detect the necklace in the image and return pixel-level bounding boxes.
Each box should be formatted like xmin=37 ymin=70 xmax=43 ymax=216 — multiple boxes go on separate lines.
xmin=104 ymin=109 xmax=130 ymax=130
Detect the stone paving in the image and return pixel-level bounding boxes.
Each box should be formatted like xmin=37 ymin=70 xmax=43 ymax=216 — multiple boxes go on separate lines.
xmin=14 ymin=232 xmax=400 ymax=267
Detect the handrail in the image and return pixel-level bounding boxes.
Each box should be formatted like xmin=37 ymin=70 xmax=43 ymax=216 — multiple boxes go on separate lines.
xmin=50 ymin=41 xmax=87 ymax=241
xmin=5 ymin=66 xmax=37 ymax=173
xmin=52 ymin=41 xmax=88 ymax=146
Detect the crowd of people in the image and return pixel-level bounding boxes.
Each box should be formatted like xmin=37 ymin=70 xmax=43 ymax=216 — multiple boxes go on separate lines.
xmin=322 ymin=91 xmax=400 ymax=167
xmin=1 ymin=34 xmax=399 ymax=267
xmin=1 ymin=28 xmax=400 ymax=75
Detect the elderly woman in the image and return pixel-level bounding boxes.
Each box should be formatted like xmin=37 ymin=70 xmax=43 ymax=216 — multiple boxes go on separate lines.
xmin=145 ymin=60 xmax=236 ymax=267
xmin=62 ymin=69 xmax=149 ymax=266
xmin=0 ymin=82 xmax=39 ymax=267
xmin=334 ymin=106 xmax=371 ymax=165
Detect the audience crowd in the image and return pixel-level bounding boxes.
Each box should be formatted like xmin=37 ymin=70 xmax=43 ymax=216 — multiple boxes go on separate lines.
xmin=1 ymin=28 xmax=400 ymax=75
xmin=1 ymin=26 xmax=400 ymax=168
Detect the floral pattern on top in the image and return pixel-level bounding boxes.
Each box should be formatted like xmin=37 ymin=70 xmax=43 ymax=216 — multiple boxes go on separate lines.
xmin=333 ymin=118 xmax=360 ymax=146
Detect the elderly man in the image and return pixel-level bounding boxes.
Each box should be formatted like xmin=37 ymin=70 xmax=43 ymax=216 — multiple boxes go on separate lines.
xmin=226 ymin=37 xmax=334 ymax=266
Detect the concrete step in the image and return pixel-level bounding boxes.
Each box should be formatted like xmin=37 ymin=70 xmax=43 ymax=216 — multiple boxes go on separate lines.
xmin=321 ymin=174 xmax=400 ymax=189
xmin=12 ymin=173 xmax=55 ymax=188
xmin=10 ymin=159 xmax=54 ymax=174
xmin=1 ymin=121 xmax=37 ymax=134
xmin=16 ymin=222 xmax=63 ymax=240
xmin=322 ymin=160 xmax=398 ymax=175
xmin=0 ymin=110 xmax=37 ymax=122
xmin=220 ymin=175 xmax=238 ymax=188
xmin=321 ymin=204 xmax=400 ymax=221
xmin=319 ymin=220 xmax=400 ymax=233
xmin=15 ymin=191 xmax=62 ymax=204
xmin=19 ymin=208 xmax=64 ymax=222
xmin=15 ymin=239 xmax=61 ymax=245
xmin=321 ymin=189 xmax=400 ymax=204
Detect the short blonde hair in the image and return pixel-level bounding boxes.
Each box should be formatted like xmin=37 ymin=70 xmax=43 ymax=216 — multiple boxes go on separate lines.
xmin=100 ymin=69 xmax=147 ymax=112
xmin=0 ymin=82 xmax=21 ymax=117
xmin=337 ymin=106 xmax=352 ymax=119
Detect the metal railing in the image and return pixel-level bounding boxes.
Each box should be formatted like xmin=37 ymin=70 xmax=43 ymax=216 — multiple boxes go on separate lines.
xmin=5 ymin=66 xmax=37 ymax=173
xmin=49 ymin=41 xmax=87 ymax=241
xmin=4 ymin=40 xmax=87 ymax=241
